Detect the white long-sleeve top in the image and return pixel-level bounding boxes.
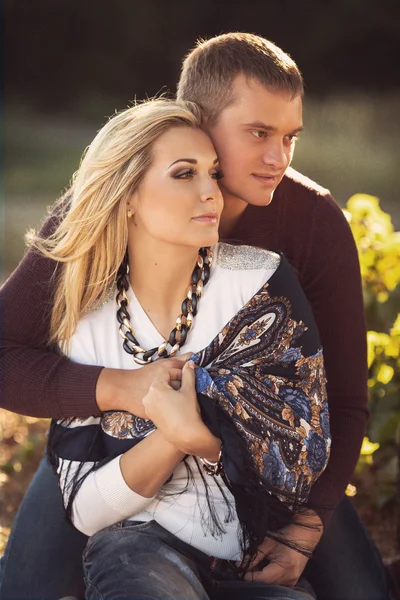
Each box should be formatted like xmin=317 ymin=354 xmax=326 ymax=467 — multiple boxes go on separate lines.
xmin=58 ymin=244 xmax=280 ymax=559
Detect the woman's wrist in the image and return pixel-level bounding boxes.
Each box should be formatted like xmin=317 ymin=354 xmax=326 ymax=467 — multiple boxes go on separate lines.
xmin=177 ymin=421 xmax=221 ymax=460
xmin=120 ymin=430 xmax=185 ymax=497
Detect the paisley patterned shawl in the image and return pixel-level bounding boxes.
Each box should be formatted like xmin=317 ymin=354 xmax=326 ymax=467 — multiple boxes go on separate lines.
xmin=48 ymin=253 xmax=330 ymax=555
xmin=189 ymin=253 xmax=331 ymax=559
xmin=193 ymin=253 xmax=330 ymax=503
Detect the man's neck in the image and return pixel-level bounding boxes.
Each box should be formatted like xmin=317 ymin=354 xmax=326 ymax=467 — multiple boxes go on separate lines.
xmin=219 ymin=193 xmax=248 ymax=239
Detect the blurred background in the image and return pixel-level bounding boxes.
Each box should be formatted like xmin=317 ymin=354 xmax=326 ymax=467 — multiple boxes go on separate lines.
xmin=3 ymin=0 xmax=400 ymax=277
xmin=1 ymin=0 xmax=400 ymax=573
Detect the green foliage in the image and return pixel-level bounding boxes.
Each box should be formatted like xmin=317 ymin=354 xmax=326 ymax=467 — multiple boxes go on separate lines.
xmin=344 ymin=194 xmax=400 ymax=506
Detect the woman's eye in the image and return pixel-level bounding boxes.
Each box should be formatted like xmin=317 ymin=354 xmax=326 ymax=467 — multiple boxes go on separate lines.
xmin=173 ymin=169 xmax=195 ymax=179
xmin=211 ymin=169 xmax=224 ymax=180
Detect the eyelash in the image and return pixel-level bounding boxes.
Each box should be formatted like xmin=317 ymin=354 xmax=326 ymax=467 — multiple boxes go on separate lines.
xmin=173 ymin=168 xmax=224 ymax=180
xmin=213 ymin=168 xmax=224 ymax=180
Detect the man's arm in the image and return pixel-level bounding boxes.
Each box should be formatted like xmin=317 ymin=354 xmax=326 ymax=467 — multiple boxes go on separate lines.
xmin=303 ymin=193 xmax=369 ymax=521
xmin=0 ymin=205 xmax=103 ymax=418
xmin=243 ymin=176 xmax=369 ymax=522
xmin=0 ymin=203 xmax=187 ymax=419
xmin=241 ymin=181 xmax=368 ymax=586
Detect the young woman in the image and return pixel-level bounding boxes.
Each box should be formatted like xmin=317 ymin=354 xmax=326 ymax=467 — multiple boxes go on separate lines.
xmin=31 ymin=98 xmax=329 ymax=599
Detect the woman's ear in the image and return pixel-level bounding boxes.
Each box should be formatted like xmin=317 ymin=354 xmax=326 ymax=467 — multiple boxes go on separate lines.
xmin=126 ymin=197 xmax=134 ymax=219
xmin=127 ymin=190 xmax=140 ymax=217
xmin=126 ymin=190 xmax=139 ymax=215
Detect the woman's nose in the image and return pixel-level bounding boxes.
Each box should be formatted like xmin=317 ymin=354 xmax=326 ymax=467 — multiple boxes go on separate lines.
xmin=200 ymin=181 xmax=223 ymax=203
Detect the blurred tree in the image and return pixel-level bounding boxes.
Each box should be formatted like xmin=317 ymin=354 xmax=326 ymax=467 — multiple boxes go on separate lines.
xmin=5 ymin=0 xmax=400 ymax=116
xmin=344 ymin=195 xmax=400 ymax=507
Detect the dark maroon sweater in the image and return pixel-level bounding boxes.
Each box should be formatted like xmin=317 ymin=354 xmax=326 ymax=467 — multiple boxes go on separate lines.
xmin=0 ymin=166 xmax=368 ymax=522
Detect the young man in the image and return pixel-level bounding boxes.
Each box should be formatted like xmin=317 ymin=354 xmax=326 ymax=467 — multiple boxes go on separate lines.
xmin=0 ymin=33 xmax=388 ymax=599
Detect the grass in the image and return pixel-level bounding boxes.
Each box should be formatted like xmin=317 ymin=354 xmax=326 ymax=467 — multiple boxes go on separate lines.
xmin=0 ymin=411 xmax=49 ymax=554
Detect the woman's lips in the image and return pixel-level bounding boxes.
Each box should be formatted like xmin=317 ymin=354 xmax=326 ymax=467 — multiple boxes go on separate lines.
xmin=192 ymin=213 xmax=218 ymax=223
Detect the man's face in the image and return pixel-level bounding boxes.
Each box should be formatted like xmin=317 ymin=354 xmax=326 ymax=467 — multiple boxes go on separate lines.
xmin=204 ymin=74 xmax=303 ymax=207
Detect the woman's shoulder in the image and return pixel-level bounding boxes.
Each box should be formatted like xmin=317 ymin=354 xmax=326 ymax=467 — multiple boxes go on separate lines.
xmin=214 ymin=243 xmax=281 ymax=272
xmin=204 ymin=244 xmax=282 ymax=313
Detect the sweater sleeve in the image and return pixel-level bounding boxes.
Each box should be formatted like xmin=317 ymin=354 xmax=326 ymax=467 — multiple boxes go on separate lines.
xmin=302 ymin=193 xmax=369 ymax=525
xmin=0 ymin=205 xmax=102 ymax=418
xmin=66 ymin=456 xmax=155 ymax=537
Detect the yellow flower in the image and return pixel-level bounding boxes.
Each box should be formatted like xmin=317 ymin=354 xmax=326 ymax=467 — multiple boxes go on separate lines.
xmin=346 ymin=194 xmax=393 ymax=238
xmin=360 ymin=437 xmax=380 ymax=456
xmin=390 ymin=314 xmax=400 ymax=337
xmin=345 ymin=483 xmax=357 ymax=497
xmin=376 ymin=364 xmax=394 ymax=384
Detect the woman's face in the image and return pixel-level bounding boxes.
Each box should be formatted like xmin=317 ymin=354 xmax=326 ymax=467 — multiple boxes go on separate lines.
xmin=129 ymin=126 xmax=223 ymax=250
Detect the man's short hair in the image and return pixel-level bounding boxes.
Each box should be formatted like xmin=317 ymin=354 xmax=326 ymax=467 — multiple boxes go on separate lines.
xmin=177 ymin=32 xmax=304 ymax=123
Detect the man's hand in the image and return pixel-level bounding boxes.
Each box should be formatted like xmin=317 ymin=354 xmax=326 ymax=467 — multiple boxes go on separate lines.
xmin=143 ymin=361 xmax=221 ymax=460
xmin=243 ymin=511 xmax=323 ymax=587
xmin=96 ymin=352 xmax=192 ymax=416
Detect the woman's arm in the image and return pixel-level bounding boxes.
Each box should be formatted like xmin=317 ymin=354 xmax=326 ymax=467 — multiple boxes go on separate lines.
xmin=70 ymin=430 xmax=185 ymax=536
xmin=142 ymin=361 xmax=222 ymax=462
xmin=61 ymin=361 xmax=221 ymax=536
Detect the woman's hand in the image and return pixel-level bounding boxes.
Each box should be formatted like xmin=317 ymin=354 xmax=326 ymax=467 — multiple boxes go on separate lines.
xmin=143 ymin=361 xmax=221 ymax=460
xmin=96 ymin=352 xmax=192 ymax=417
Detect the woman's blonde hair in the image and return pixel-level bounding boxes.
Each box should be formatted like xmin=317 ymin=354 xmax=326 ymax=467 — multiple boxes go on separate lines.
xmin=29 ymin=99 xmax=202 ymax=347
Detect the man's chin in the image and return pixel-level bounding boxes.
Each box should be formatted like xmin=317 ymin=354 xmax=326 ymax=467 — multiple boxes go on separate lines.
xmin=247 ymin=188 xmax=275 ymax=207
xmin=221 ymin=185 xmax=275 ymax=208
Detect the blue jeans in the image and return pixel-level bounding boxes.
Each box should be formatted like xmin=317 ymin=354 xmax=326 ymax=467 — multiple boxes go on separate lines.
xmin=0 ymin=456 xmax=389 ymax=600
xmin=83 ymin=519 xmax=315 ymax=600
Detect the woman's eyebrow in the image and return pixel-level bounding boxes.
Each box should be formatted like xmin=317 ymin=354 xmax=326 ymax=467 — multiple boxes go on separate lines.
xmin=169 ymin=158 xmax=197 ymax=167
xmin=168 ymin=157 xmax=219 ymax=168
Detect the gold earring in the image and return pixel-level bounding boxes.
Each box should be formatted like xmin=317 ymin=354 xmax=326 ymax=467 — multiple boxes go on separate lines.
xmin=127 ymin=209 xmax=133 ymax=219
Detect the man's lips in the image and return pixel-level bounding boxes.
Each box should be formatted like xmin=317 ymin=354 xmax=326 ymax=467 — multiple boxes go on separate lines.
xmin=251 ymin=173 xmax=280 ymax=186
xmin=192 ymin=212 xmax=218 ymax=223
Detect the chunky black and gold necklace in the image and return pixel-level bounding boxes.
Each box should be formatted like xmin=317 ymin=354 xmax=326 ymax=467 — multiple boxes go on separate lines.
xmin=116 ymin=247 xmax=213 ymax=365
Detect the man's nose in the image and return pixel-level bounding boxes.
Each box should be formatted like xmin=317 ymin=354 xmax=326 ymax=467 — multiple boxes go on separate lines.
xmin=261 ymin=140 xmax=288 ymax=170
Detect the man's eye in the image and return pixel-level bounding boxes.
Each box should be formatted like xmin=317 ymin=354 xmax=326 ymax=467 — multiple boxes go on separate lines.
xmin=173 ymin=169 xmax=196 ymax=179
xmin=251 ymin=130 xmax=267 ymax=139
xmin=286 ymin=134 xmax=300 ymax=142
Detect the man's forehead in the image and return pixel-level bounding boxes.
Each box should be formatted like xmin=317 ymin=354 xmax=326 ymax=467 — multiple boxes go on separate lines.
xmin=223 ymin=79 xmax=303 ymax=128
xmin=231 ymin=74 xmax=302 ymax=104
